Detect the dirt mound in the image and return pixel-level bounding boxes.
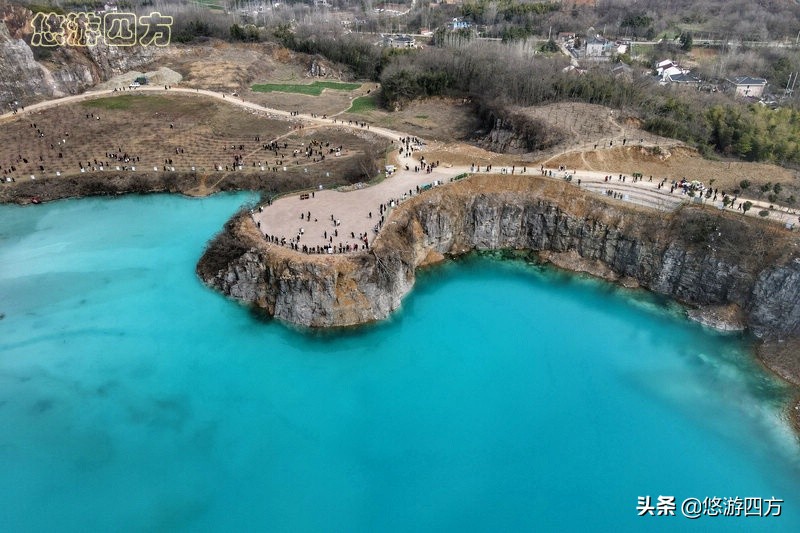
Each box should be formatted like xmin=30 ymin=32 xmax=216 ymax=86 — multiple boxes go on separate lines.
xmin=478 ymin=102 xmax=678 ymax=162
xmin=156 ymin=41 xmax=291 ymax=91
xmin=477 ymin=105 xmax=568 ymax=154
xmin=96 ymin=67 xmax=182 ymax=90
xmin=546 ymin=145 xmax=799 ymax=195
xmin=157 ymin=41 xmax=355 ymax=93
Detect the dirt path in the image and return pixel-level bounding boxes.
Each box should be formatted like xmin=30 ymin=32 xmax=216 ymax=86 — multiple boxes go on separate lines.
xmin=580 ymin=151 xmax=593 ymax=171
xmin=4 ymin=86 xmax=795 ymax=252
xmin=253 ymin=162 xmax=800 ymax=253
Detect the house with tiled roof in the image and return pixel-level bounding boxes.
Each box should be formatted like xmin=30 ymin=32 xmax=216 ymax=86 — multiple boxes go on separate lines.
xmin=666 ymin=73 xmax=701 ymax=86
xmin=727 ymin=76 xmax=768 ymax=98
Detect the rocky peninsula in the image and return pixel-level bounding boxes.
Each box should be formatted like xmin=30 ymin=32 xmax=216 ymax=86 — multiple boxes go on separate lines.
xmin=198 ymin=175 xmax=800 ymax=388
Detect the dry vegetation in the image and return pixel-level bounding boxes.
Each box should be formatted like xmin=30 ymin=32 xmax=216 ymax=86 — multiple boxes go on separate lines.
xmin=389 ymin=99 xmax=799 ymax=203
xmin=546 ymin=145 xmax=800 ymax=197
xmin=155 ymin=41 xmax=374 ymax=115
xmin=156 ymin=41 xmax=324 ymax=92
xmin=2 ymin=30 xmax=798 ymax=206
xmin=247 ymin=85 xmax=371 ymax=117
xmin=0 ymin=92 xmax=389 ymax=201
xmin=510 ymin=103 xmax=676 ymax=155
xmin=352 ymin=96 xmax=483 ymax=142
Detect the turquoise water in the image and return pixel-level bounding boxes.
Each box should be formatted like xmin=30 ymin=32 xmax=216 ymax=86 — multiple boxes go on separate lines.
xmin=1 ymin=194 xmax=799 ymax=532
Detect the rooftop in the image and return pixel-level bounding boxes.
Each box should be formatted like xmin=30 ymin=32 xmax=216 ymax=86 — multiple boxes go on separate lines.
xmin=586 ymin=36 xmax=607 ymax=45
xmin=730 ymin=76 xmax=767 ymax=86
xmin=668 ymin=73 xmax=701 ymax=84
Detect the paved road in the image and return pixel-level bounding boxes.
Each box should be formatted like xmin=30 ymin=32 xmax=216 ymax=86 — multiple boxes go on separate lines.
xmin=3 ymin=85 xmax=796 ymax=251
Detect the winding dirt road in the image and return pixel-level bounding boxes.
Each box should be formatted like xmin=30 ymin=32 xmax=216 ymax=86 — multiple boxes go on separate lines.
xmin=2 ymin=85 xmax=796 ymax=252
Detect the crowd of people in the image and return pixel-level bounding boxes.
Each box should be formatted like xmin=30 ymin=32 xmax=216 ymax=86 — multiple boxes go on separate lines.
xmin=7 ymin=90 xmax=791 ymax=235
xmin=252 ymin=132 xmax=444 ymax=255
xmin=1 ymin=85 xmax=405 ymax=192
xmin=260 ymin=206 xmax=374 ymax=255
xmin=0 ymin=104 xmax=371 ymax=184
xmin=255 ymin=179 xmax=440 ymax=256
xmin=0 ymin=110 xmax=150 ymax=178
xmin=1 ymin=119 xmax=72 ymax=179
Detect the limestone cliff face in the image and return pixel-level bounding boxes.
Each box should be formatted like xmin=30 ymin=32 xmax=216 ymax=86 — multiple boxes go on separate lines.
xmin=199 ymin=218 xmax=412 ymax=328
xmin=0 ymin=19 xmax=75 ymax=102
xmin=198 ymin=175 xmax=800 ymax=339
xmin=0 ymin=7 xmax=155 ymax=105
xmin=84 ymin=37 xmax=155 ymax=78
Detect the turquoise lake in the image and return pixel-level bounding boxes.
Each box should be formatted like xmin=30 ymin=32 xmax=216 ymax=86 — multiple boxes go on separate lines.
xmin=0 ymin=193 xmax=799 ymax=532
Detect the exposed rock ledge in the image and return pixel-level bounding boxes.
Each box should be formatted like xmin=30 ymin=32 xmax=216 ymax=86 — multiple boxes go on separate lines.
xmin=198 ymin=174 xmax=800 ymax=372
xmin=686 ymin=304 xmax=747 ymax=332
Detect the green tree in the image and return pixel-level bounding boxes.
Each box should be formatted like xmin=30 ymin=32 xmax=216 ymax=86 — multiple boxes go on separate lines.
xmin=173 ymin=19 xmax=214 ymax=43
xmin=679 ymin=32 xmax=693 ymax=51
xmin=742 ymin=201 xmax=753 ymax=214
xmin=540 ymin=39 xmax=559 ymax=53
xmin=381 ymin=69 xmax=423 ymax=106
xmin=621 ymin=13 xmax=653 ymax=30
xmin=230 ymin=24 xmax=259 ymax=42
xmin=737 ymin=134 xmax=754 ymax=159
xmin=272 ymin=23 xmax=296 ymax=48
xmin=739 ymin=179 xmax=751 ymax=190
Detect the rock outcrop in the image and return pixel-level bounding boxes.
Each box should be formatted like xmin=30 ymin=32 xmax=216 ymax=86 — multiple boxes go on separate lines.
xmin=0 ymin=5 xmax=156 ymax=105
xmin=199 ymin=174 xmax=800 ymax=343
xmin=477 ymin=105 xmax=567 ymax=154
xmin=198 ymin=215 xmax=412 ymax=327
xmin=308 ymin=59 xmax=327 ymax=77
xmin=0 ymin=18 xmax=82 ymax=103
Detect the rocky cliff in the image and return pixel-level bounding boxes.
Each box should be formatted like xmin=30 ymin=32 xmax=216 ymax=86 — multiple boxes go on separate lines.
xmin=197 ymin=214 xmax=413 ymax=327
xmin=0 ymin=3 xmax=155 ymax=105
xmin=198 ymin=174 xmax=800 ymax=343
xmin=477 ymin=104 xmax=567 ymax=154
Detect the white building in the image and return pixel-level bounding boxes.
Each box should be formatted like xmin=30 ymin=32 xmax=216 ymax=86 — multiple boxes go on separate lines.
xmin=582 ymin=35 xmax=618 ymax=61
xmin=585 ymin=36 xmax=608 ymax=57
xmin=381 ymin=34 xmax=417 ymax=48
xmin=728 ymin=76 xmax=768 ymax=98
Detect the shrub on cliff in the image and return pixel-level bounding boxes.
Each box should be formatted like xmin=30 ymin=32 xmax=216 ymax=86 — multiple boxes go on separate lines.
xmin=197 ymin=214 xmax=252 ymax=279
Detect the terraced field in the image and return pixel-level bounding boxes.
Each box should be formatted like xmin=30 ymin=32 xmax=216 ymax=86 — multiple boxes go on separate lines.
xmin=0 ymin=93 xmax=383 ymax=188
xmin=251 ymin=81 xmax=362 ymax=96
